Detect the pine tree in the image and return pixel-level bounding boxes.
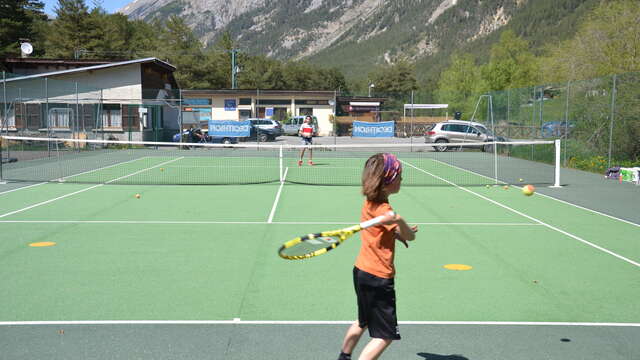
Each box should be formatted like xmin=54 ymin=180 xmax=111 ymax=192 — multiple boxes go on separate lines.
xmin=45 ymin=0 xmax=92 ymax=58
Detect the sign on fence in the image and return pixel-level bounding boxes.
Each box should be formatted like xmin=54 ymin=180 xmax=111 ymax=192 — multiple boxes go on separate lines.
xmin=352 ymin=121 xmax=395 ymax=138
xmin=208 ymin=120 xmax=250 ymax=137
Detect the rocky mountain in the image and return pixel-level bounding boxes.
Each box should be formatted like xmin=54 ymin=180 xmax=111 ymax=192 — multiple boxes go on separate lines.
xmin=120 ymin=0 xmax=597 ymax=80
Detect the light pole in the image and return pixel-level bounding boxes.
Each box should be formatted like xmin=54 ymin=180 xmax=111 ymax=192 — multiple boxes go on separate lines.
xmin=368 ymin=83 xmax=375 ymax=97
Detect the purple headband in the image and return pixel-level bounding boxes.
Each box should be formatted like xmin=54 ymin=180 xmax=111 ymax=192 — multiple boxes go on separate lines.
xmin=382 ymin=153 xmax=402 ymax=185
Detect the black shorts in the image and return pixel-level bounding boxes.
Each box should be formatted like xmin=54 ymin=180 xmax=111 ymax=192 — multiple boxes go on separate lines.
xmin=353 ymin=267 xmax=400 ymax=340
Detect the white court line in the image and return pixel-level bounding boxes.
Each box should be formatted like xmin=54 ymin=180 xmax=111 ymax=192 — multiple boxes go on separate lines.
xmin=402 ymin=160 xmax=640 ymax=268
xmin=58 ymin=156 xmax=149 ymax=181
xmin=0 ymin=220 xmax=540 ymax=226
xmin=267 ymin=167 xmax=288 ymax=223
xmin=0 ymin=320 xmax=638 ymax=327
xmin=0 ymin=182 xmax=46 ymax=195
xmin=0 ymin=157 xmax=148 ymax=195
xmin=431 ymin=157 xmax=640 ymax=228
xmin=0 ymin=157 xmax=184 ymax=219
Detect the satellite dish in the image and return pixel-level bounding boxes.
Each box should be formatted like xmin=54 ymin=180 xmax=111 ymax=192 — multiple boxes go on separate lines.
xmin=20 ymin=42 xmax=33 ymax=55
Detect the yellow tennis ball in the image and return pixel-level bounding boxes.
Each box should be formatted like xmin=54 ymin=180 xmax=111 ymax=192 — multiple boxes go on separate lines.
xmin=160 ymin=168 xmax=164 ymax=172
xmin=522 ymin=184 xmax=535 ymax=196
xmin=135 ymin=194 xmax=141 ymax=199
xmin=502 ymin=185 xmax=509 ymax=190
xmin=519 ymin=178 xmax=524 ymax=182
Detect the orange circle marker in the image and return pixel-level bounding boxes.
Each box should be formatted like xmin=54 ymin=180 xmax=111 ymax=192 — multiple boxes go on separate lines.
xmin=444 ymin=264 xmax=472 ymax=271
xmin=29 ymin=241 xmax=56 ymax=247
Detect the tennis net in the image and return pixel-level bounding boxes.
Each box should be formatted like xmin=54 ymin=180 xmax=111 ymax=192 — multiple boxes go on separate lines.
xmin=0 ymin=136 xmax=561 ymax=187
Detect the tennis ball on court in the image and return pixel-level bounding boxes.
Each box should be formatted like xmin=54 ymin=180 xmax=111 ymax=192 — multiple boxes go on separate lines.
xmin=519 ymin=178 xmax=524 ymax=182
xmin=485 ymin=184 xmax=491 ymax=188
xmin=522 ymin=185 xmax=535 ymax=196
xmin=135 ymin=194 xmax=141 ymax=199
xmin=160 ymin=168 xmax=164 ymax=172
xmin=502 ymin=185 xmax=509 ymax=190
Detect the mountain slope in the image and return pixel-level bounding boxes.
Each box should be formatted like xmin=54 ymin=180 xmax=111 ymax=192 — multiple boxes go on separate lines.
xmin=120 ymin=0 xmax=599 ymax=82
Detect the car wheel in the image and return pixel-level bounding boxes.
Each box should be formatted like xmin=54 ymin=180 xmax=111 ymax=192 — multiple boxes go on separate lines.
xmin=482 ymin=143 xmax=493 ymax=152
xmin=257 ymin=133 xmax=269 ymax=142
xmin=434 ymin=139 xmax=449 ymax=152
xmin=222 ymin=138 xmax=232 ymax=145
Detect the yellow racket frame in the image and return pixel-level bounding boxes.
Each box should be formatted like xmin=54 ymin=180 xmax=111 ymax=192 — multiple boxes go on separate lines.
xmin=278 ymin=213 xmax=392 ymax=260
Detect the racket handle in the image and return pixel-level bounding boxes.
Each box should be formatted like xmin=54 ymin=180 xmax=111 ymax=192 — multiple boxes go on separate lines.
xmin=359 ymin=211 xmax=395 ymax=229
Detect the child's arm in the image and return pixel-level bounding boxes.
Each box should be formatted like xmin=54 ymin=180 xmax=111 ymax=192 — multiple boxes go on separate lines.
xmin=381 ymin=213 xmax=417 ymax=241
xmin=394 ymin=216 xmax=417 ymax=241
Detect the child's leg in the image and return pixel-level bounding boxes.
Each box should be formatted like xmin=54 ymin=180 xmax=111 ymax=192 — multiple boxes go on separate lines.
xmin=340 ymin=321 xmax=366 ymax=356
xmin=358 ymin=338 xmax=393 ymax=360
xmin=298 ymin=148 xmax=305 ymax=165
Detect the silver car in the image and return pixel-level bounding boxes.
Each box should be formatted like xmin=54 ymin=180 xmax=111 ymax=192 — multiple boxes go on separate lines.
xmin=282 ymin=115 xmax=318 ymax=136
xmin=425 ymin=120 xmax=501 ymax=152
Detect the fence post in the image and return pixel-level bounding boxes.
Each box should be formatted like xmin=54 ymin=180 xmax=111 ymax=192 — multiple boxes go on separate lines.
xmin=2 ymin=71 xmax=6 ymax=136
xmin=563 ymin=80 xmax=571 ymax=166
xmin=410 ymin=90 xmax=414 ymax=151
xmin=607 ymin=74 xmax=617 ymax=169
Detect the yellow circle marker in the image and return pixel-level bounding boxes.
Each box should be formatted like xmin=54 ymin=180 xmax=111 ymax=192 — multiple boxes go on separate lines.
xmin=29 ymin=241 xmax=56 ymax=247
xmin=444 ymin=264 xmax=472 ymax=271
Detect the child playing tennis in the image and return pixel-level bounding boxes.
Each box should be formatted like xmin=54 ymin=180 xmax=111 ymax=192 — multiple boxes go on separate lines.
xmin=337 ymin=153 xmax=417 ymax=360
xmin=298 ymin=115 xmax=315 ymax=166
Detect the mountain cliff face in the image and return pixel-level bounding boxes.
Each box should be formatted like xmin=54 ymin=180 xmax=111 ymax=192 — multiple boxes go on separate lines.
xmin=120 ymin=0 xmax=594 ymax=79
xmin=120 ymin=0 xmax=513 ymax=57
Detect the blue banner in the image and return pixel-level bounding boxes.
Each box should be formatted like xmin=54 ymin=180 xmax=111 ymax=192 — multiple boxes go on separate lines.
xmin=352 ymin=121 xmax=395 ymax=138
xmin=208 ymin=120 xmax=250 ymax=137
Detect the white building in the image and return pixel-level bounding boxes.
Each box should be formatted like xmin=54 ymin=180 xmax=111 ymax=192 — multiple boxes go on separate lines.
xmin=181 ymin=89 xmax=337 ymax=136
xmin=1 ymin=58 xmax=179 ymax=141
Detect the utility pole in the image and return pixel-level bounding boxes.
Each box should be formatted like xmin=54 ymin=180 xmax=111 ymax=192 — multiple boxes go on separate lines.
xmin=231 ymin=49 xmax=239 ymax=89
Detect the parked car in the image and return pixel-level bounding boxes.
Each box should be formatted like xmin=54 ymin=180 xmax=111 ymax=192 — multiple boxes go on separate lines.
xmin=247 ymin=118 xmax=283 ymax=136
xmin=282 ymin=115 xmax=318 ymax=136
xmin=172 ymin=129 xmax=238 ymax=144
xmin=425 ymin=120 xmax=505 ymax=152
xmin=244 ymin=125 xmax=280 ymax=142
xmin=541 ymin=121 xmax=574 ymax=138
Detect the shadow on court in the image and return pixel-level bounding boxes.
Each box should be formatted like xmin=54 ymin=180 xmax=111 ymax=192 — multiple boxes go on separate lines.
xmin=418 ymin=353 xmax=469 ymax=360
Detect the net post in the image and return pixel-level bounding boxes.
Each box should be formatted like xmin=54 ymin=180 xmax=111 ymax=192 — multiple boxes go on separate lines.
xmin=551 ymin=139 xmax=562 ymax=188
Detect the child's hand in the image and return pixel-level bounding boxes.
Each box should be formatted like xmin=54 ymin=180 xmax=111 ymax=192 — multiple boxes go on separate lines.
xmin=410 ymin=225 xmax=418 ymax=233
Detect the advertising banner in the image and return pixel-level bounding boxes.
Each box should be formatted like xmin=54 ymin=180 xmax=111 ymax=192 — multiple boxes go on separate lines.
xmin=208 ymin=120 xmax=250 ymax=137
xmin=352 ymin=121 xmax=395 ymax=137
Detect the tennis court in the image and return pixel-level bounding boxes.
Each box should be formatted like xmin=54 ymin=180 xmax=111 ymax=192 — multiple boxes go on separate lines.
xmin=0 ymin=137 xmax=638 ymax=359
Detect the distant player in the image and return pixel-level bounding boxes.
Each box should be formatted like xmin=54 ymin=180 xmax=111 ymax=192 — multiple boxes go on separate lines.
xmin=298 ymin=115 xmax=315 ymax=166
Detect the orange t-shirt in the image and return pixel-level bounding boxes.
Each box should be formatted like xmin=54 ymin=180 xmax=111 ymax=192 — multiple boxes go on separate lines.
xmin=354 ymin=200 xmax=398 ymax=279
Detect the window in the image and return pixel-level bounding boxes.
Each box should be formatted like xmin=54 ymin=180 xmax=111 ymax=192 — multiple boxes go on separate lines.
xmin=183 ymin=98 xmax=212 ymax=105
xmin=295 ymin=100 xmax=329 ymax=105
xmin=239 ymin=98 xmax=252 ymax=105
xmin=445 ymin=124 xmax=466 ymax=133
xmin=299 ymin=108 xmax=313 ymax=116
xmin=257 ymin=99 xmax=290 ymax=105
xmin=239 ymin=109 xmax=252 ymax=120
xmin=102 ymin=104 xmax=122 ymax=128
xmin=48 ymin=108 xmax=73 ymax=128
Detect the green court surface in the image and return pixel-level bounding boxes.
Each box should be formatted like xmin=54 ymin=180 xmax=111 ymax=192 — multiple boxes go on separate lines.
xmin=0 ymin=154 xmax=639 ymax=359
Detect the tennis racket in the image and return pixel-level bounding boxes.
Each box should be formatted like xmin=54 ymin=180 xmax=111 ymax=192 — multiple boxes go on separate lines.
xmin=278 ymin=212 xmax=394 ymax=260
